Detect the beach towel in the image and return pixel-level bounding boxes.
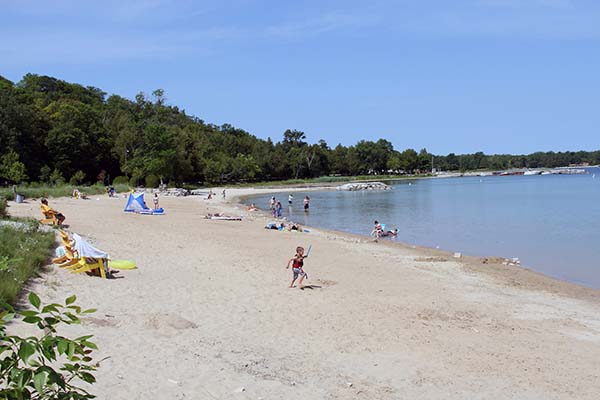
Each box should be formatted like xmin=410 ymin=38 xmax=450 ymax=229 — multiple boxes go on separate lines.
xmin=207 ymin=216 xmax=242 ymax=221
xmin=73 ymin=234 xmax=110 ymax=259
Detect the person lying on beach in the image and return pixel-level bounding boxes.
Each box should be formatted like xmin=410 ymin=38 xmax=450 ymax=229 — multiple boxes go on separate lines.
xmin=265 ymin=222 xmax=286 ymax=230
xmin=247 ymin=203 xmax=258 ymax=211
xmin=286 ymin=246 xmax=308 ymax=289
xmin=205 ymin=213 xmax=242 ymax=220
xmin=380 ymin=228 xmax=399 ymax=237
xmin=286 ymin=222 xmax=304 ymax=232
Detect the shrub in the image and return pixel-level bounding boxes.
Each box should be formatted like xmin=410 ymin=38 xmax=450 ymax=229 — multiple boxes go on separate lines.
xmin=49 ymin=169 xmax=65 ymax=186
xmin=128 ymin=176 xmax=139 ymax=188
xmin=0 ymin=223 xmax=55 ymax=304
xmin=0 ymin=293 xmax=99 ymax=399
xmin=112 ymin=176 xmax=129 ymax=186
xmin=145 ymin=174 xmax=159 ymax=188
xmin=0 ymin=198 xmax=6 ymax=218
xmin=69 ymin=170 xmax=86 ymax=186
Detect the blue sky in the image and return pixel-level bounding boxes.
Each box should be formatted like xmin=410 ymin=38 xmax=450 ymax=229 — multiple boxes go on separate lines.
xmin=1 ymin=0 xmax=599 ymax=154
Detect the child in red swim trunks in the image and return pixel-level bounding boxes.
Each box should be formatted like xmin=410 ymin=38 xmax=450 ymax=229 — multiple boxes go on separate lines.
xmin=286 ymin=246 xmax=308 ymax=289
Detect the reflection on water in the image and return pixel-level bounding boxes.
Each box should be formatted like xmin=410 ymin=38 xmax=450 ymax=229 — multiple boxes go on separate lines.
xmin=248 ymin=169 xmax=600 ymax=288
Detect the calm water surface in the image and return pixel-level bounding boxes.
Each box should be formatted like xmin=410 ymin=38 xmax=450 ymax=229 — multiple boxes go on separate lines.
xmin=248 ymin=168 xmax=600 ymax=288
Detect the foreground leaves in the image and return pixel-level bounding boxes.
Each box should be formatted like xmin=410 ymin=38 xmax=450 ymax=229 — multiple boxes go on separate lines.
xmin=0 ymin=293 xmax=99 ymax=399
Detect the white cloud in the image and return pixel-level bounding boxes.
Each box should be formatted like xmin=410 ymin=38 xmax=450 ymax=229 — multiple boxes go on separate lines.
xmin=265 ymin=11 xmax=380 ymax=38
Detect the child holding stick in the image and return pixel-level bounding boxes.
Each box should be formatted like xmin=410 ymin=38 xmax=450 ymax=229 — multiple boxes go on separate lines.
xmin=286 ymin=246 xmax=310 ymax=288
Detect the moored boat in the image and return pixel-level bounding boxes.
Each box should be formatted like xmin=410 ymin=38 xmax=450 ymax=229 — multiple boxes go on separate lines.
xmin=524 ymin=170 xmax=542 ymax=175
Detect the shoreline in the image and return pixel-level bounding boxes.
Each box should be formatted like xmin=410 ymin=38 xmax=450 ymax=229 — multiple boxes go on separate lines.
xmin=223 ymin=186 xmax=600 ymax=301
xmin=5 ymin=189 xmax=600 ymax=399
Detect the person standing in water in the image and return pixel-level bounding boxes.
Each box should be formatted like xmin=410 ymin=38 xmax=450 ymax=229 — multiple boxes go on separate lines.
xmin=303 ymin=195 xmax=310 ymax=212
xmin=288 ymin=194 xmax=293 ymax=206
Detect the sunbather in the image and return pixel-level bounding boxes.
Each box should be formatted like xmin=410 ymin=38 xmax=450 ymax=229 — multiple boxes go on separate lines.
xmin=41 ymin=198 xmax=66 ymax=225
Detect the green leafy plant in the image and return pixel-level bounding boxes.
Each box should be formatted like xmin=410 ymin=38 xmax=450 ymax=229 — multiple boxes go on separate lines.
xmin=111 ymin=176 xmax=128 ymax=186
xmin=144 ymin=174 xmax=159 ymax=188
xmin=0 ymin=197 xmax=7 ymax=218
xmin=0 ymin=293 xmax=100 ymax=399
xmin=68 ymin=171 xmax=86 ymax=186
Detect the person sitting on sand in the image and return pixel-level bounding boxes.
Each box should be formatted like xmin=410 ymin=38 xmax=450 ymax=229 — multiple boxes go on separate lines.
xmin=286 ymin=246 xmax=308 ymax=289
xmin=247 ymin=203 xmax=258 ymax=211
xmin=371 ymin=220 xmax=384 ymax=238
xmin=72 ymin=188 xmax=88 ymax=200
xmin=40 ymin=198 xmax=66 ymax=225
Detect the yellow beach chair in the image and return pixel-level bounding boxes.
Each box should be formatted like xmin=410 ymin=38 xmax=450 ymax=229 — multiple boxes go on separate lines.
xmin=40 ymin=206 xmax=59 ymax=225
xmin=70 ymin=258 xmax=107 ymax=279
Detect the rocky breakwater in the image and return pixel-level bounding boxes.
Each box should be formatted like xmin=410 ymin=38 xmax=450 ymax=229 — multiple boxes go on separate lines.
xmin=336 ymin=181 xmax=392 ymax=191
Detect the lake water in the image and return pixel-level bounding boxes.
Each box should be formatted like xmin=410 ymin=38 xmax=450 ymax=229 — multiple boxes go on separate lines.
xmin=246 ymin=168 xmax=600 ymax=289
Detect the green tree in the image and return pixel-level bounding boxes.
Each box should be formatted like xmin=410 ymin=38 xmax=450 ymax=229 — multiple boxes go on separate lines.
xmin=69 ymin=170 xmax=86 ymax=185
xmin=0 ymin=151 xmax=28 ymax=183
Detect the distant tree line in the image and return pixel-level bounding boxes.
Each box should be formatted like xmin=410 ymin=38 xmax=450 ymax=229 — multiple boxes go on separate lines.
xmin=1 ymin=74 xmax=599 ymax=186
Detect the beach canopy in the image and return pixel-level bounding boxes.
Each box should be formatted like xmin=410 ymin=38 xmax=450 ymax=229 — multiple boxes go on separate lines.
xmin=124 ymin=192 xmax=146 ymax=213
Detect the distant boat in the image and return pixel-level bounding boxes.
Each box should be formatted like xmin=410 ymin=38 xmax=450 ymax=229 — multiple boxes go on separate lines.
xmin=500 ymin=171 xmax=524 ymax=176
xmin=524 ymin=170 xmax=542 ymax=176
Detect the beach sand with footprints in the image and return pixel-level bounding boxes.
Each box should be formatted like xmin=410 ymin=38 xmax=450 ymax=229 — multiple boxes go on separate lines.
xmin=7 ymin=190 xmax=600 ymax=399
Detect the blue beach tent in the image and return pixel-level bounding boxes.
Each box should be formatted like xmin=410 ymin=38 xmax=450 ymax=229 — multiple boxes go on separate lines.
xmin=124 ymin=192 xmax=165 ymax=215
xmin=124 ymin=192 xmax=146 ymax=213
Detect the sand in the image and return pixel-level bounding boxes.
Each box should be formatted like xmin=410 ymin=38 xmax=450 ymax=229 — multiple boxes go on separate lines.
xmin=6 ymin=189 xmax=600 ymax=400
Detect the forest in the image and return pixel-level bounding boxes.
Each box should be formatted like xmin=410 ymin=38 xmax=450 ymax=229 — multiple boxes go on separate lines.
xmin=1 ymin=74 xmax=599 ymax=187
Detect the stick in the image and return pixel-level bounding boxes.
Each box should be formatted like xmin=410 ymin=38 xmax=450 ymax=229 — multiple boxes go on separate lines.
xmin=305 ymin=244 xmax=312 ymax=257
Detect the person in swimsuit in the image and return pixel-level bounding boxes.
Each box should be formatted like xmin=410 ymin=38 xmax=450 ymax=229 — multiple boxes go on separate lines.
xmin=380 ymin=228 xmax=398 ymax=237
xmin=303 ymin=195 xmax=310 ymax=212
xmin=153 ymin=193 xmax=159 ymax=209
xmin=371 ymin=220 xmax=383 ymax=238
xmin=286 ymin=246 xmax=308 ymax=288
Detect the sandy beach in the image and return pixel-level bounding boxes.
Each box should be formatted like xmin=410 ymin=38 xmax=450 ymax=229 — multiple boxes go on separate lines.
xmin=6 ymin=190 xmax=600 ymax=400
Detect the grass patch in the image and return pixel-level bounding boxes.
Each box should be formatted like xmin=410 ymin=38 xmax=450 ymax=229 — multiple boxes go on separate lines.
xmin=0 ymin=183 xmax=130 ymax=201
xmin=0 ymin=220 xmax=55 ymax=305
xmin=0 ymin=197 xmax=6 ymax=218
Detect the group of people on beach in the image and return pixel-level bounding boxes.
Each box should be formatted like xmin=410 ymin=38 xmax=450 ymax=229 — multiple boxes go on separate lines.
xmin=206 ymin=189 xmax=226 ymax=200
xmin=269 ymin=194 xmax=310 ymax=218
